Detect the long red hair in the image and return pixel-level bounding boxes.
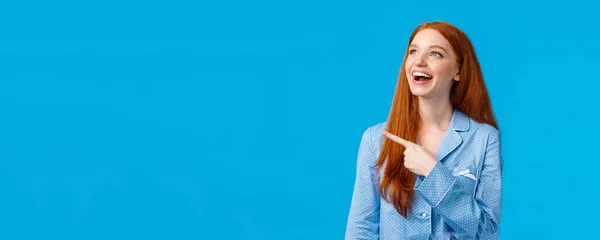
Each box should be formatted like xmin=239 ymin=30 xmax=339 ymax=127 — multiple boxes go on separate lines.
xmin=376 ymin=21 xmax=498 ymax=217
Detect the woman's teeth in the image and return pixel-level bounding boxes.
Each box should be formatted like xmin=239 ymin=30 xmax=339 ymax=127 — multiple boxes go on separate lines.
xmin=412 ymin=72 xmax=433 ymax=81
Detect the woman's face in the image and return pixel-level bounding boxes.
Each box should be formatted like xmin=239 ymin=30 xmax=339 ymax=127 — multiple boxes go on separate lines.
xmin=404 ymin=28 xmax=460 ymax=99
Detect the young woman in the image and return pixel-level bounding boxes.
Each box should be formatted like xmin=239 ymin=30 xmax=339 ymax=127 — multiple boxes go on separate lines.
xmin=345 ymin=21 xmax=502 ymax=239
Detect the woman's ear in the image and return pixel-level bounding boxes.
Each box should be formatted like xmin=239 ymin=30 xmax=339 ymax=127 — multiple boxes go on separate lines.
xmin=453 ymin=72 xmax=460 ymax=81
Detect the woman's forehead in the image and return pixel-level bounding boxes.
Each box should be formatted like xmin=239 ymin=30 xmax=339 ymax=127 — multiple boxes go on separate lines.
xmin=410 ymin=29 xmax=452 ymax=49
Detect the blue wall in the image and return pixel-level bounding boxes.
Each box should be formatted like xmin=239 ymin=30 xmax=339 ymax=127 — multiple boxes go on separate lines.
xmin=1 ymin=0 xmax=598 ymax=239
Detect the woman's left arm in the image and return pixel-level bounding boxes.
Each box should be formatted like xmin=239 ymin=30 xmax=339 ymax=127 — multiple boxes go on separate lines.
xmin=414 ymin=130 xmax=502 ymax=240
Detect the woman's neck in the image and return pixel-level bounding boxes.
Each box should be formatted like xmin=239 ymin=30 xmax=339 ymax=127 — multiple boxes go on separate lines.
xmin=418 ymin=97 xmax=453 ymax=132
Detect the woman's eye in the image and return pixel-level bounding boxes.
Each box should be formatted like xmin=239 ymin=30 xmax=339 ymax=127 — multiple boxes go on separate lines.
xmin=431 ymin=51 xmax=442 ymax=57
xmin=409 ymin=49 xmax=417 ymax=54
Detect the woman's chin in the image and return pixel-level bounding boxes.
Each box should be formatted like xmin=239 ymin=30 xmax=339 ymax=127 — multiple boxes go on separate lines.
xmin=409 ymin=88 xmax=432 ymax=97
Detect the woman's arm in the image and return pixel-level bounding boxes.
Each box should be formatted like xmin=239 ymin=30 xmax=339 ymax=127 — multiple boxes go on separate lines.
xmin=345 ymin=127 xmax=381 ymax=240
xmin=414 ymin=128 xmax=502 ymax=239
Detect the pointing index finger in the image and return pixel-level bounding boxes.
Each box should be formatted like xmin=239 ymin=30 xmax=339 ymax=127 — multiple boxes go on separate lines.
xmin=383 ymin=131 xmax=416 ymax=149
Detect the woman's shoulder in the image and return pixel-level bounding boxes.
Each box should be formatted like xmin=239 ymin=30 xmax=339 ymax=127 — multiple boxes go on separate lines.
xmin=360 ymin=121 xmax=387 ymax=149
xmin=367 ymin=121 xmax=388 ymax=135
xmin=355 ymin=121 xmax=387 ymax=168
xmin=466 ymin=118 xmax=500 ymax=144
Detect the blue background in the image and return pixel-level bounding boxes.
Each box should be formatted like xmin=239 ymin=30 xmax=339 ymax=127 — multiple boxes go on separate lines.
xmin=1 ymin=0 xmax=599 ymax=239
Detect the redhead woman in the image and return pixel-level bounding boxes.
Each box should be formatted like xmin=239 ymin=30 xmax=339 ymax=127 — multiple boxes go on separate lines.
xmin=345 ymin=21 xmax=502 ymax=240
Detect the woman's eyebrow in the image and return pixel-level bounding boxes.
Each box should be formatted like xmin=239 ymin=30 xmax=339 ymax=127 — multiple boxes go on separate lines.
xmin=409 ymin=44 xmax=448 ymax=54
xmin=430 ymin=45 xmax=449 ymax=54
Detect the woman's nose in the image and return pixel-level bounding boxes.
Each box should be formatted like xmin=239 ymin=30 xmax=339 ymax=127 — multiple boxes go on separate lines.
xmin=414 ymin=54 xmax=427 ymax=66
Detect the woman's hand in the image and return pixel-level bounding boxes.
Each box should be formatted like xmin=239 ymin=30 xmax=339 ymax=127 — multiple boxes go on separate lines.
xmin=383 ymin=131 xmax=438 ymax=177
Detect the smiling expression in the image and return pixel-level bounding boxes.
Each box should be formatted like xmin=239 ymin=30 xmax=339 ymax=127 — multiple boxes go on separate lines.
xmin=404 ymin=28 xmax=461 ymax=99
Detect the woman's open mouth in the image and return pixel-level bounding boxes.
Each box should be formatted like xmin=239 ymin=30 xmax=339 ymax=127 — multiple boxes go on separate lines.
xmin=411 ymin=71 xmax=433 ymax=84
